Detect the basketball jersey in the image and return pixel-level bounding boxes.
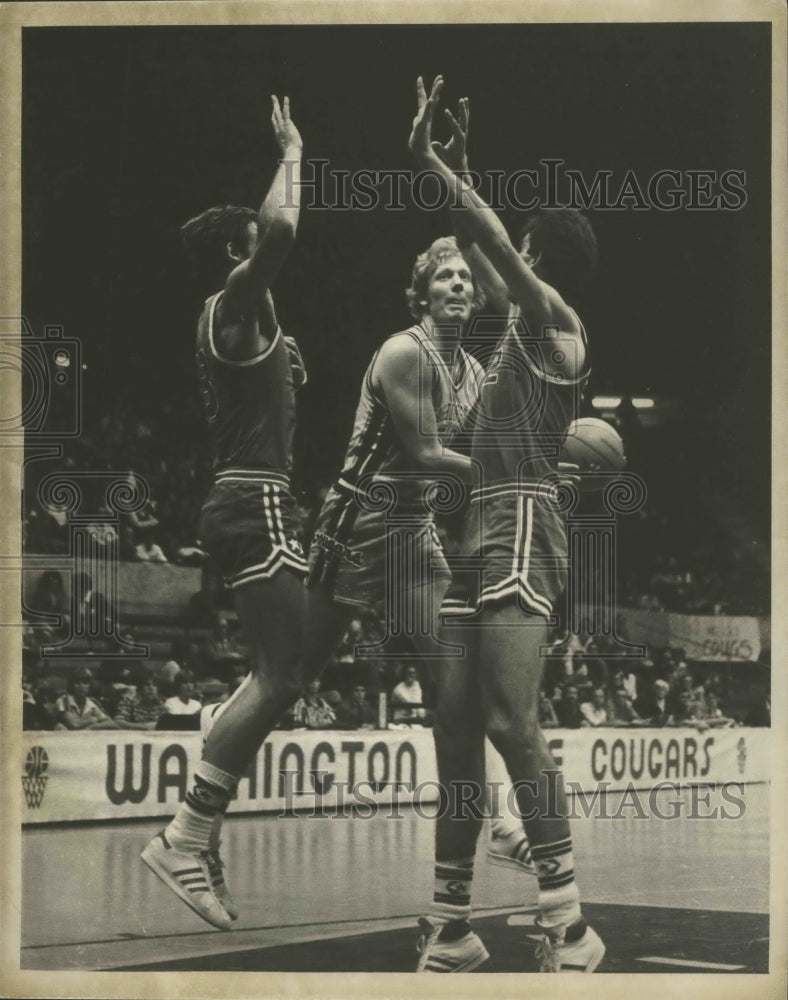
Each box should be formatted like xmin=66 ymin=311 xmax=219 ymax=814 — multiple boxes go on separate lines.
xmin=470 ymin=303 xmax=590 ymax=498
xmin=195 ymin=292 xmax=296 ymax=474
xmin=335 ymin=324 xmax=484 ymax=510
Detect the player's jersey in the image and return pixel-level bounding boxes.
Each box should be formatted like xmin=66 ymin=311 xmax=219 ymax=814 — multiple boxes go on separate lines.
xmin=195 ymin=292 xmax=297 ymax=475
xmin=334 ymin=323 xmax=484 ymax=512
xmin=470 ymin=303 xmax=590 ymax=502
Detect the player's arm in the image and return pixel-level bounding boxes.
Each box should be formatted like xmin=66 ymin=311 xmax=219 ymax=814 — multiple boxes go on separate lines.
xmin=218 ymin=95 xmax=304 ymax=355
xmin=409 ymin=77 xmax=584 ymax=372
xmin=431 ymin=96 xmax=511 ymax=316
xmin=374 ymin=336 xmax=473 ymax=481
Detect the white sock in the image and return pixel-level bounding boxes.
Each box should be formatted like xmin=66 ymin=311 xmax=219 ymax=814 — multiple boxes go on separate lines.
xmin=165 ymin=760 xmax=237 ymax=853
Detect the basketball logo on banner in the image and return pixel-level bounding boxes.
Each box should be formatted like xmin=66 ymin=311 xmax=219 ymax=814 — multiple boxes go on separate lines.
xmin=22 ymin=745 xmax=49 ymax=809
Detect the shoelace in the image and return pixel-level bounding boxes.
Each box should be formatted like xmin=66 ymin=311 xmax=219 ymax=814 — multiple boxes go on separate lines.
xmin=206 ymin=851 xmax=226 ymax=887
xmin=534 ymin=936 xmax=561 ymax=972
xmin=534 ymin=922 xmax=565 ymax=973
xmin=416 ymin=919 xmax=440 ymax=958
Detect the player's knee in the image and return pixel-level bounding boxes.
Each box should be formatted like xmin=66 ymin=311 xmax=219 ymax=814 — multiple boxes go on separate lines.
xmin=485 ymin=711 xmax=540 ymax=760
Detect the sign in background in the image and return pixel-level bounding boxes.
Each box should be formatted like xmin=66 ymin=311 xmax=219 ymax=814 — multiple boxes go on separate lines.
xmin=619 ymin=609 xmax=764 ymax=661
xmin=21 ymin=727 xmax=770 ymax=825
xmin=22 ymin=567 xmax=770 ymax=659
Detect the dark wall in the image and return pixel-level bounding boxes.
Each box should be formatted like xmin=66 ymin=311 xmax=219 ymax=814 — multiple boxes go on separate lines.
xmin=22 ymin=22 xmax=771 ymax=535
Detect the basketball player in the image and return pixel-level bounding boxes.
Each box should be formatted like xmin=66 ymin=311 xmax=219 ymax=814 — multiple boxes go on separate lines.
xmin=408 ymin=76 xmax=605 ymax=972
xmin=141 ymin=95 xmax=307 ymax=931
xmin=303 ymin=235 xmax=485 ymax=688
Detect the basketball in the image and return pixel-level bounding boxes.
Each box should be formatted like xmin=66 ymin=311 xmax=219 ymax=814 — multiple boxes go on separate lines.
xmin=561 ymin=417 xmax=626 ymax=472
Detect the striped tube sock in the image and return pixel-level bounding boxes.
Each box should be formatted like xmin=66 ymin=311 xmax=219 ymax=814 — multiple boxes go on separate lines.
xmin=429 ymin=857 xmax=474 ymax=924
xmin=208 ymin=815 xmax=223 ymax=853
xmin=531 ymin=836 xmax=582 ymax=929
xmin=165 ymin=761 xmax=237 ymax=854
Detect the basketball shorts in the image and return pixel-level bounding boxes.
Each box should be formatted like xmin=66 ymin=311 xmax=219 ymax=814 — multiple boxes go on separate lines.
xmin=442 ymin=491 xmax=568 ymax=621
xmin=306 ymin=484 xmax=451 ymax=609
xmin=199 ymin=470 xmax=307 ymax=588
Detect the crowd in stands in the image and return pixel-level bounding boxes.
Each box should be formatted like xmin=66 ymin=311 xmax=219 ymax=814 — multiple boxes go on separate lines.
xmin=22 ymin=603 xmax=770 ymax=732
xmin=19 ymin=378 xmax=770 ymax=733
xmin=24 ymin=473 xmax=768 ymax=618
xmin=23 ymin=387 xmax=768 ymax=620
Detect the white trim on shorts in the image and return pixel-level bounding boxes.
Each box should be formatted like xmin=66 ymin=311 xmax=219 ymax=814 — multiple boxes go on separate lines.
xmin=442 ymin=495 xmax=553 ymax=620
xmin=214 ymin=469 xmax=291 ymax=488
xmin=229 ymin=547 xmax=307 ymax=588
xmin=214 ymin=471 xmax=306 ymax=587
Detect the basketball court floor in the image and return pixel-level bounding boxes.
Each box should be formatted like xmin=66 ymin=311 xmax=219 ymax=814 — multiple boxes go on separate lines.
xmin=21 ymin=783 xmax=770 ymax=974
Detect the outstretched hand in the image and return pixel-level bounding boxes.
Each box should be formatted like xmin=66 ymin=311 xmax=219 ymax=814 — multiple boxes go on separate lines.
xmin=271 ymin=95 xmax=303 ymax=155
xmin=408 ymin=75 xmax=444 ymax=162
xmin=432 ymin=97 xmax=470 ymax=174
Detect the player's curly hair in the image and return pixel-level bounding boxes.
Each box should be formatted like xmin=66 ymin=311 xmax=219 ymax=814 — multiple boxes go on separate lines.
xmin=518 ymin=209 xmax=598 ymax=299
xmin=405 ymin=236 xmax=485 ymax=320
xmin=180 ymin=205 xmax=258 ymax=283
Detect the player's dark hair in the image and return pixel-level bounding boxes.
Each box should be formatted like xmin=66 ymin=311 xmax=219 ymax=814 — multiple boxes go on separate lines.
xmin=405 ymin=235 xmax=486 ymax=320
xmin=518 ymin=209 xmax=598 ymax=299
xmin=180 ymin=205 xmax=258 ymax=285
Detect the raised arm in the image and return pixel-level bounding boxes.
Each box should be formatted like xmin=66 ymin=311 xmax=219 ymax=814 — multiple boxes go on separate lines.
xmin=217 ymin=95 xmax=304 ymax=353
xmin=431 ymin=96 xmax=511 ymax=316
xmin=373 ymin=336 xmax=473 ymax=482
xmin=409 ymin=77 xmax=580 ymax=346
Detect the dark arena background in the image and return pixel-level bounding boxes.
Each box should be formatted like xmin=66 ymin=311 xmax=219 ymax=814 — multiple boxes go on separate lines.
xmin=9 ymin=12 xmax=779 ymax=991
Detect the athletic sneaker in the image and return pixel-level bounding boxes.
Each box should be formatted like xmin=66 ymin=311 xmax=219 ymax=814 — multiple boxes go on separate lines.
xmin=207 ymin=847 xmax=239 ymax=920
xmin=486 ymin=830 xmax=537 ymax=876
xmin=141 ymin=831 xmax=233 ymax=931
xmin=534 ymin=917 xmax=605 ymax=972
xmin=415 ymin=917 xmax=490 ymax=972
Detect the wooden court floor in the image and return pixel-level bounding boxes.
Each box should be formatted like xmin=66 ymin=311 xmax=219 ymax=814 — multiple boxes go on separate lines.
xmin=21 ymin=783 xmax=770 ymax=973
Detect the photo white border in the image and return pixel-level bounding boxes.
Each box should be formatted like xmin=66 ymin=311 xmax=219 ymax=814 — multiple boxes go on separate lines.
xmin=1 ymin=2 xmax=785 ymax=999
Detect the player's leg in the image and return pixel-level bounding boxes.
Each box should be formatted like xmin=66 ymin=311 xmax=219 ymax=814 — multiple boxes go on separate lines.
xmin=200 ymin=585 xmax=353 ymax=744
xmin=202 ymin=572 xmax=305 ymax=770
xmin=479 ymin=603 xmax=604 ymax=972
xmin=142 ymin=570 xmax=305 ymax=929
xmin=484 ymin=738 xmax=536 ymax=875
xmin=301 ymin=585 xmax=356 ymax=681
xmin=416 ymin=619 xmax=490 ymax=972
xmin=404 ymin=539 xmax=491 ymax=972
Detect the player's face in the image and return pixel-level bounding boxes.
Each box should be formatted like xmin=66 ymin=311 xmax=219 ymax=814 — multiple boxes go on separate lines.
xmin=426 ymin=255 xmax=474 ymax=323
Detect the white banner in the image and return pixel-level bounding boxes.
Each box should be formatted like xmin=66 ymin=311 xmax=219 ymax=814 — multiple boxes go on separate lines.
xmin=20 ymin=730 xmax=428 ymax=824
xmin=546 ymin=726 xmax=769 ymax=793
xmin=619 ymin=609 xmax=762 ymax=661
xmin=20 ymin=727 xmax=770 ymax=825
